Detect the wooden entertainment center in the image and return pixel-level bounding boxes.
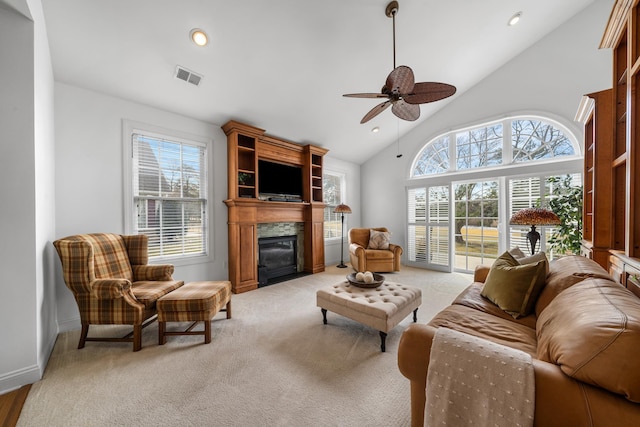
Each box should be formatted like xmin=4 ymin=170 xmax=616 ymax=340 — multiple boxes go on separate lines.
xmin=223 ymin=120 xmax=328 ymax=293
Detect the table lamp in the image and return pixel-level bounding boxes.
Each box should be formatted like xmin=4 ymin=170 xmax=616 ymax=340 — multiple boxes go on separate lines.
xmin=509 ymin=207 xmax=561 ymax=255
xmin=334 ymin=204 xmax=352 ymax=268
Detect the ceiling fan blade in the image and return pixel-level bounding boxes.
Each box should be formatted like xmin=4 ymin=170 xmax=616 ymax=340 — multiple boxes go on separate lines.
xmin=361 ymin=100 xmax=392 ymax=124
xmin=403 ymin=82 xmax=457 ymax=104
xmin=392 ymin=100 xmax=420 ymax=121
xmin=343 ymin=93 xmax=389 ymax=99
xmin=384 ymin=65 xmax=414 ymax=95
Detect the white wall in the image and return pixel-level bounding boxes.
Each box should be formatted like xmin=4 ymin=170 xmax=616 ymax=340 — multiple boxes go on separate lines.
xmin=54 ymin=83 xmax=230 ymax=331
xmin=53 ymin=84 xmax=363 ymax=327
xmin=323 ymin=155 xmax=361 ymax=265
xmin=30 ymin=0 xmax=57 ymax=381
xmin=360 ymin=0 xmax=613 ymax=258
xmin=0 ymin=0 xmax=57 ymax=393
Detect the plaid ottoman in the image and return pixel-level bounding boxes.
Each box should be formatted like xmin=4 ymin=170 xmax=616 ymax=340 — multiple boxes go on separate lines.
xmin=157 ymin=281 xmax=232 ymax=345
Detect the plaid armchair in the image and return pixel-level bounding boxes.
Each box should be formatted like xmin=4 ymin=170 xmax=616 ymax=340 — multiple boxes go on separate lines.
xmin=54 ymin=233 xmax=184 ymax=351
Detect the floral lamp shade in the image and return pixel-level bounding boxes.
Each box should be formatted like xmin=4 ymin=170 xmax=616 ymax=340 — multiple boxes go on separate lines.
xmin=510 ymin=208 xmax=561 ymax=255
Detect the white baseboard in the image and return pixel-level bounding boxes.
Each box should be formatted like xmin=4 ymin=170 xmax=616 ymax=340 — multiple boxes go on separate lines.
xmin=0 ymin=365 xmax=41 ymax=395
xmin=57 ymin=315 xmax=80 ymax=333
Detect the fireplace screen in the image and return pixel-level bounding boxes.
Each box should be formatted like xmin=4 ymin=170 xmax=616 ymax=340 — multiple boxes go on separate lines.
xmin=258 ymin=235 xmax=297 ymax=286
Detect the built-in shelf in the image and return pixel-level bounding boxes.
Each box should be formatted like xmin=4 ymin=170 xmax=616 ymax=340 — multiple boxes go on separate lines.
xmin=222 ymin=120 xmax=328 ymax=293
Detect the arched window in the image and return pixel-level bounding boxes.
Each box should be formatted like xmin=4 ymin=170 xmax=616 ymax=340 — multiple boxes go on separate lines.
xmin=412 ymin=116 xmax=578 ymax=177
xmin=407 ymin=115 xmax=581 ymax=273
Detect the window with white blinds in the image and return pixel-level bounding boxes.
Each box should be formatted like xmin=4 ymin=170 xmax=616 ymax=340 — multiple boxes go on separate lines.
xmin=323 ymin=171 xmax=345 ymax=240
xmin=131 ymin=132 xmax=208 ymax=259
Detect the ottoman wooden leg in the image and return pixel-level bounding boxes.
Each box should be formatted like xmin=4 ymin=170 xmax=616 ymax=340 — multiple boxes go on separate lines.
xmin=321 ymin=308 xmax=328 ymax=324
xmin=159 ymin=321 xmax=166 ymax=345
xmin=225 ymin=301 xmax=232 ymax=319
xmin=413 ymin=308 xmax=418 ymax=323
xmin=204 ymin=320 xmax=211 ymax=344
xmin=380 ymin=331 xmax=387 ymax=352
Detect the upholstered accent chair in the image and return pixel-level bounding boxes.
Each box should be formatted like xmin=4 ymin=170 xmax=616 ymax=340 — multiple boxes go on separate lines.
xmin=348 ymin=227 xmax=403 ymax=273
xmin=53 ymin=233 xmax=184 ymax=351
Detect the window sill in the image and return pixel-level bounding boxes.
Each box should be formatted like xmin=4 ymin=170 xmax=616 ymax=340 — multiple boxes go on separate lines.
xmin=150 ymin=253 xmax=212 ymax=268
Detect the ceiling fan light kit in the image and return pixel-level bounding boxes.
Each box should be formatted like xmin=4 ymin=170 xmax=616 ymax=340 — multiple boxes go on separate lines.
xmin=343 ymin=1 xmax=456 ymax=124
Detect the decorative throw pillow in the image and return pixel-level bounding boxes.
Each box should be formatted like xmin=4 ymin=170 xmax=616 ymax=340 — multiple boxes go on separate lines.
xmin=481 ymin=251 xmax=547 ymax=318
xmin=368 ymin=230 xmax=391 ymax=250
xmin=516 ymin=251 xmax=550 ymax=277
xmin=508 ymin=246 xmax=527 ymax=259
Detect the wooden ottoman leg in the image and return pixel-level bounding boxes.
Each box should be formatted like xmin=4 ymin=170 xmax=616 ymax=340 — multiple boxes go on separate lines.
xmin=380 ymin=331 xmax=387 ymax=352
xmin=225 ymin=300 xmax=232 ymax=319
xmin=321 ymin=308 xmax=328 ymax=324
xmin=159 ymin=321 xmax=166 ymax=345
xmin=413 ymin=308 xmax=418 ymax=323
xmin=204 ymin=320 xmax=211 ymax=344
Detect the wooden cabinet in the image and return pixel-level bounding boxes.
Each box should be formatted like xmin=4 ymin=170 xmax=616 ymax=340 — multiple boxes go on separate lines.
xmin=577 ymin=89 xmax=614 ymax=269
xmin=222 ymin=120 xmax=328 ymax=293
xmin=601 ymin=0 xmax=640 ymax=280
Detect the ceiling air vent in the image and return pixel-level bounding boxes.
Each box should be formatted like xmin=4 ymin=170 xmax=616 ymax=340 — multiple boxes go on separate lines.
xmin=175 ymin=65 xmax=203 ymax=86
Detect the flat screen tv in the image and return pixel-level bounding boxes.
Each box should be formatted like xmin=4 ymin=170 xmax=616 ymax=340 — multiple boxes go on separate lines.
xmin=258 ymin=160 xmax=303 ymax=199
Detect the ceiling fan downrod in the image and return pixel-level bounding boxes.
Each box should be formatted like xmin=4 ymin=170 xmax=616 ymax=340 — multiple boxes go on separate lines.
xmin=386 ymin=1 xmax=399 ymax=69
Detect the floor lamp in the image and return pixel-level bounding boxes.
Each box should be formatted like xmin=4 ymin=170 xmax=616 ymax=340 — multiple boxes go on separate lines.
xmin=510 ymin=207 xmax=561 ymax=255
xmin=334 ymin=204 xmax=352 ymax=268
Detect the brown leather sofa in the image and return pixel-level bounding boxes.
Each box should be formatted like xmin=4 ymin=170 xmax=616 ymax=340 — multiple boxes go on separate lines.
xmin=398 ymin=255 xmax=640 ymax=426
xmin=348 ymin=227 xmax=402 ymax=272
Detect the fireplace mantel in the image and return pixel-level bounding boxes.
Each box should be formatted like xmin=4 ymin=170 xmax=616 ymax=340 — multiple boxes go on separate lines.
xmin=223 ymin=121 xmax=327 ymax=293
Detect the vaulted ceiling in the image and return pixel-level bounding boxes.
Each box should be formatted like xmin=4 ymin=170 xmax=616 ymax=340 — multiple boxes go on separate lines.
xmin=41 ymin=0 xmax=601 ymax=163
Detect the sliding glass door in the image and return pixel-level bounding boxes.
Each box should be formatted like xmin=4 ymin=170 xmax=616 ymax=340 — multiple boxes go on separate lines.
xmin=408 ymin=186 xmax=451 ymax=271
xmin=453 ymin=180 xmax=499 ymax=271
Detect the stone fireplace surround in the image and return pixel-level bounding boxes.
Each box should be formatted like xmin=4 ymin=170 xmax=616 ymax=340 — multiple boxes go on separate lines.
xmin=257 ymin=222 xmax=305 ymax=274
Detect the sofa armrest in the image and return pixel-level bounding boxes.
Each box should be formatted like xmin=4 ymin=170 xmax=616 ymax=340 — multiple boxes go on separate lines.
xmin=132 ymin=264 xmax=174 ymax=281
xmin=349 ymin=243 xmax=365 ymax=255
xmin=398 ymin=323 xmax=640 ymax=427
xmin=91 ymin=279 xmax=132 ymax=300
xmin=398 ymin=324 xmax=436 ymax=427
xmin=474 ymin=265 xmax=491 ymax=283
xmin=389 ymin=243 xmax=403 ymax=256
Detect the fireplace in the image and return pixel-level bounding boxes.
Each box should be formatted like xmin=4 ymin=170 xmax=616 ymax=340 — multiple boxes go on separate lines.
xmin=258 ymin=235 xmax=298 ymax=286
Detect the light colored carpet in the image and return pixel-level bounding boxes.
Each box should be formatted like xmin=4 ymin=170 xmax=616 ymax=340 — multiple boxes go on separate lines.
xmin=18 ymin=265 xmax=471 ymax=427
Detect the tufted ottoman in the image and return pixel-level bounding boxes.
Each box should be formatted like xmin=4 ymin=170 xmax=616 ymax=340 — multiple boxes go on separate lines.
xmin=316 ymin=280 xmax=421 ymax=352
xmin=157 ymin=281 xmax=232 ymax=345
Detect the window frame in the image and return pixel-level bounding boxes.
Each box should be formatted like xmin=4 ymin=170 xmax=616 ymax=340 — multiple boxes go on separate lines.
xmin=406 ymin=113 xmax=583 ymax=273
xmin=123 ymin=120 xmax=214 ymax=266
xmin=323 ymin=169 xmax=347 ymax=241
xmin=410 ymin=115 xmax=581 ymax=179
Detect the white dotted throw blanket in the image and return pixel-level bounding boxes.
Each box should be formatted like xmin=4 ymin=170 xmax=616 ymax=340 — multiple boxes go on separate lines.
xmin=425 ymin=328 xmax=535 ymax=427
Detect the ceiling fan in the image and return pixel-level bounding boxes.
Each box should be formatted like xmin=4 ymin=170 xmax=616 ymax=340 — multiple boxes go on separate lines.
xmin=343 ymin=1 xmax=456 ymax=124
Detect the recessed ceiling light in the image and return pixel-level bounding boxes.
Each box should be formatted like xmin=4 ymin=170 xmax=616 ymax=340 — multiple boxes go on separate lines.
xmin=372 ymin=127 xmax=380 ymax=133
xmin=190 ymin=28 xmax=208 ymax=46
xmin=508 ymin=12 xmax=522 ymax=26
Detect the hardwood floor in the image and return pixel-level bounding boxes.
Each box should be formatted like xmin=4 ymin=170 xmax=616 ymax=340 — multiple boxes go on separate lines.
xmin=0 ymin=385 xmax=30 ymax=427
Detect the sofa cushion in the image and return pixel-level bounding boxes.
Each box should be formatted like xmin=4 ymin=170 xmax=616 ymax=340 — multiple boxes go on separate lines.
xmin=535 ymin=255 xmax=612 ymax=316
xmin=481 ymin=251 xmax=547 ymax=318
xmin=368 ymin=230 xmax=391 ymax=249
xmin=453 ymin=283 xmax=537 ymax=329
xmin=428 ymin=304 xmax=538 ymax=356
xmin=537 ymin=278 xmax=640 ymax=402
xmin=364 ymin=249 xmax=393 ymax=260
xmin=132 ymin=280 xmax=184 ymax=309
